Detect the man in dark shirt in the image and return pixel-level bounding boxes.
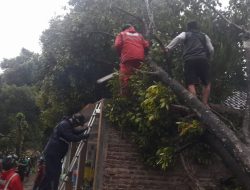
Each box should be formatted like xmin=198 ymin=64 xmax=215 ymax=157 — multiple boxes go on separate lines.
xmin=38 ymin=113 xmax=88 ymax=190
xmin=165 ymin=21 xmax=214 ymax=106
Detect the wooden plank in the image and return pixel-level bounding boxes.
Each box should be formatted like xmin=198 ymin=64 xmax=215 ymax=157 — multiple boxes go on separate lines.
xmin=93 ymin=100 xmax=107 ymax=190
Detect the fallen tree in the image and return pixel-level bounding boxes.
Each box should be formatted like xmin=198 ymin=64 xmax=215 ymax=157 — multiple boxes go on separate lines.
xmin=141 ymin=0 xmax=250 ymax=187
xmin=109 ymin=0 xmax=250 ymax=188
xmin=149 ymin=63 xmax=250 ymax=189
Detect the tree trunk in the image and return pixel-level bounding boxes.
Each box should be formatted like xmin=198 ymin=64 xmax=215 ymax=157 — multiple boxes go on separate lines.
xmin=151 ymin=64 xmax=250 ymax=189
xmin=203 ymin=131 xmax=250 ymax=188
xmin=16 ymin=122 xmax=21 ymax=157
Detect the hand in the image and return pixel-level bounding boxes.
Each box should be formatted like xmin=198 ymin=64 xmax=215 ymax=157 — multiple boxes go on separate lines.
xmin=81 ymin=132 xmax=89 ymax=140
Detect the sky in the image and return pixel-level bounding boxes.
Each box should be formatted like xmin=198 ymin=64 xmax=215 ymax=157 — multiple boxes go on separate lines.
xmin=0 ymin=0 xmax=229 ymax=62
xmin=0 ymin=0 xmax=69 ymax=61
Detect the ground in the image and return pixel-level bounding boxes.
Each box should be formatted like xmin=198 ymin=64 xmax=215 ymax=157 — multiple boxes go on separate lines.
xmin=23 ymin=174 xmax=36 ymax=190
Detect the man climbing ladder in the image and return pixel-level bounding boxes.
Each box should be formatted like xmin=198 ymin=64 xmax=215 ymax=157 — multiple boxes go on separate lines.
xmin=36 ymin=113 xmax=88 ymax=190
xmin=58 ymin=101 xmax=102 ymax=190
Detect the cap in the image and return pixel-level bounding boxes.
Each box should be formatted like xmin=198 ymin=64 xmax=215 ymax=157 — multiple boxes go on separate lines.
xmin=2 ymin=155 xmax=16 ymax=171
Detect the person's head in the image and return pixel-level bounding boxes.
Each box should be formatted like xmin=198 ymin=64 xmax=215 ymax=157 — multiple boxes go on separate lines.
xmin=2 ymin=155 xmax=16 ymax=171
xmin=187 ymin=20 xmax=199 ymax=31
xmin=70 ymin=113 xmax=85 ymax=127
xmin=122 ymin=23 xmax=133 ymax=31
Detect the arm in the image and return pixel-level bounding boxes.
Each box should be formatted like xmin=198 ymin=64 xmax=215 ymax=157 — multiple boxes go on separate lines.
xmin=165 ymin=32 xmax=186 ymax=51
xmin=73 ymin=124 xmax=88 ymax=134
xmin=205 ymin=35 xmax=214 ymax=58
xmin=59 ymin=122 xmax=84 ymax=142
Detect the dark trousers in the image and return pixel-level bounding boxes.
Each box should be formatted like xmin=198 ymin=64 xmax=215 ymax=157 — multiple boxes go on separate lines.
xmin=38 ymin=154 xmax=62 ymax=190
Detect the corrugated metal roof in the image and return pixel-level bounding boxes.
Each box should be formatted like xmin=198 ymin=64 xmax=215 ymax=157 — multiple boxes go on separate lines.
xmin=224 ymin=91 xmax=247 ymax=110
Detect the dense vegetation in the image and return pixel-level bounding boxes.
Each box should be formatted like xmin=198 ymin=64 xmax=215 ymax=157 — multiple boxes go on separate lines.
xmin=0 ymin=1 xmax=248 ymax=188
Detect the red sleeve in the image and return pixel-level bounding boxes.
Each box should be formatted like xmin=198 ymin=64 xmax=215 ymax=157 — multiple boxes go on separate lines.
xmin=114 ymin=33 xmax=123 ymax=55
xmin=9 ymin=175 xmax=23 ymax=190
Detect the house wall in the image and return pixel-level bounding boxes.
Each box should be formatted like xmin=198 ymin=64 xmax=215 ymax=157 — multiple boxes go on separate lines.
xmin=97 ymin=126 xmax=231 ymax=190
xmin=82 ymin=101 xmax=232 ymax=190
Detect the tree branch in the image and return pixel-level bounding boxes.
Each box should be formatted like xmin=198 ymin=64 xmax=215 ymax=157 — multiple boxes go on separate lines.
xmin=135 ymin=68 xmax=159 ymax=75
xmin=209 ymin=103 xmax=243 ymax=118
xmin=143 ymin=0 xmax=156 ymax=37
xmin=110 ymin=5 xmax=148 ymax=36
xmin=148 ymin=63 xmax=250 ymax=188
xmin=199 ymin=0 xmax=250 ymax=35
xmin=199 ymin=0 xmax=250 ymax=143
xmin=110 ymin=5 xmax=145 ymax=25
xmin=180 ymin=153 xmax=205 ymax=190
xmin=89 ymin=31 xmax=114 ymax=38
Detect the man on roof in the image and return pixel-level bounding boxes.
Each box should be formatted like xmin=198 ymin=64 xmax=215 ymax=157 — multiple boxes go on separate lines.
xmin=114 ymin=24 xmax=150 ymax=96
xmin=165 ymin=21 xmax=214 ymax=107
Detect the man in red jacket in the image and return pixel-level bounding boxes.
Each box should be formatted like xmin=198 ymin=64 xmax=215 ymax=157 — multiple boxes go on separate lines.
xmin=114 ymin=24 xmax=149 ymax=95
xmin=0 ymin=155 xmax=23 ymax=190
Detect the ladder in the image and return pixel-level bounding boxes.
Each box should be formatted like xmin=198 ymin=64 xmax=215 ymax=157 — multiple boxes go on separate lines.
xmin=58 ymin=101 xmax=102 ymax=190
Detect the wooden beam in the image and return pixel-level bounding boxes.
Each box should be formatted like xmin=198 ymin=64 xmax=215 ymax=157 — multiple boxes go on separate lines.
xmin=93 ymin=100 xmax=107 ymax=190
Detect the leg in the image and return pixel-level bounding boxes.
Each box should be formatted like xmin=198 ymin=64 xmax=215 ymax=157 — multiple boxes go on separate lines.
xmin=202 ymin=83 xmax=211 ymax=106
xmin=119 ymin=61 xmax=141 ymax=96
xmin=184 ymin=61 xmax=198 ymax=96
xmin=119 ymin=63 xmax=130 ymax=96
xmin=197 ymin=60 xmax=210 ymax=106
xmin=38 ymin=156 xmax=61 ymax=190
xmin=119 ymin=73 xmax=129 ymax=96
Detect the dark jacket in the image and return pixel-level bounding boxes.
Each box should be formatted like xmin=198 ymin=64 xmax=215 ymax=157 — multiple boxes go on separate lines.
xmin=43 ymin=119 xmax=84 ymax=160
xmin=183 ymin=31 xmax=208 ymax=61
xmin=166 ymin=31 xmax=214 ymax=62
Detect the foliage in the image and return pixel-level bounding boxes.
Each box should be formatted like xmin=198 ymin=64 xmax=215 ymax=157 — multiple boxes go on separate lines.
xmin=106 ymin=69 xmax=209 ymax=169
xmin=156 ymin=147 xmax=174 ymax=170
xmin=0 ymin=85 xmax=39 ymax=133
xmin=15 ymin=113 xmax=29 ymax=156
xmin=0 ymin=82 xmax=41 ymax=152
xmin=177 ymin=120 xmax=203 ymax=138
xmin=0 ymin=48 xmax=41 ymax=86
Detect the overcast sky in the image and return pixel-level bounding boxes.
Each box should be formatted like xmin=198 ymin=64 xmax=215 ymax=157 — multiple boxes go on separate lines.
xmin=0 ymin=0 xmax=69 ymax=61
xmin=0 ymin=0 xmax=229 ymax=62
